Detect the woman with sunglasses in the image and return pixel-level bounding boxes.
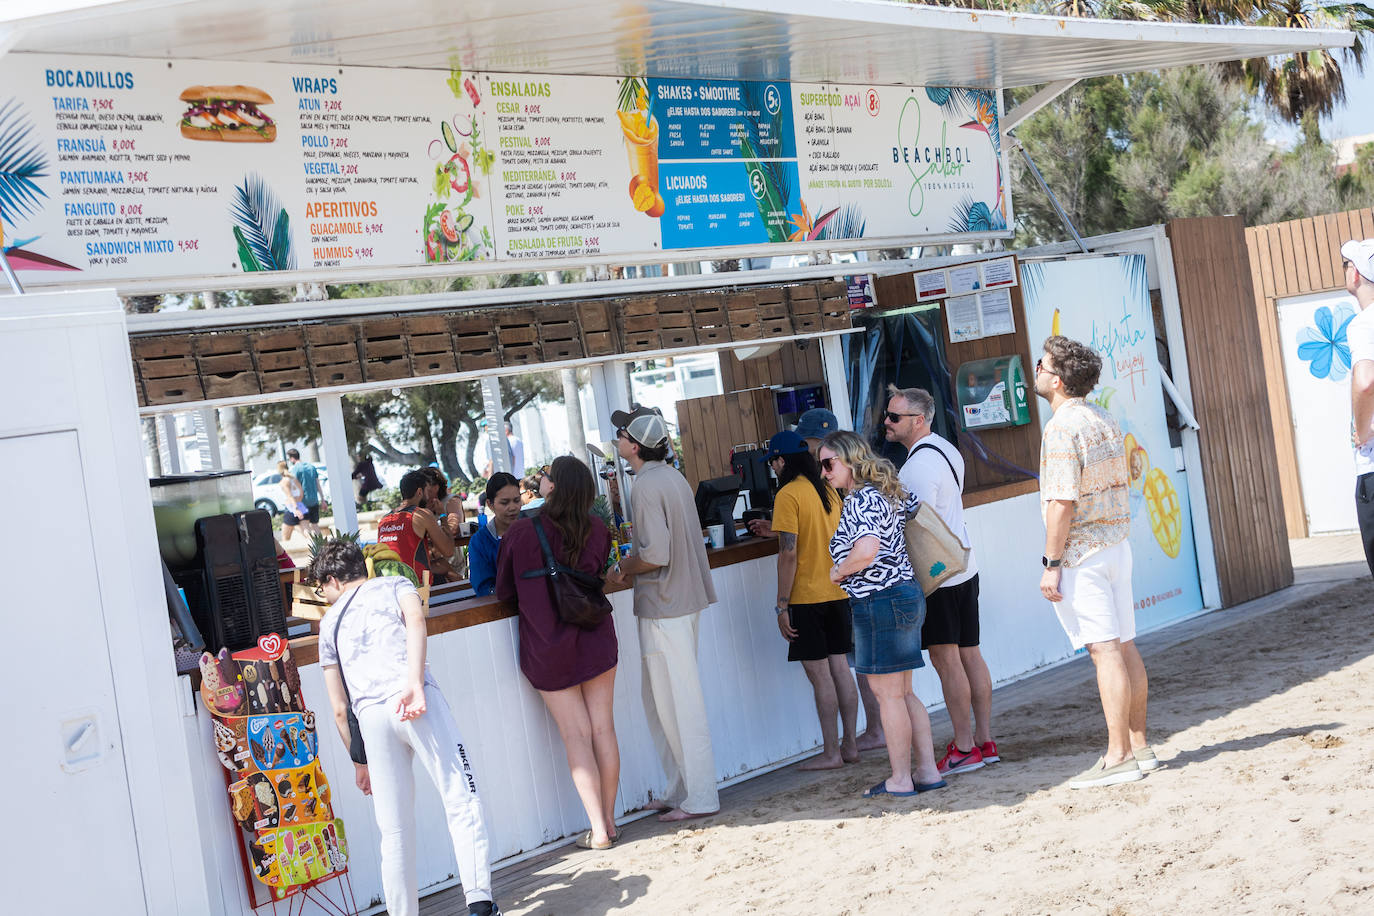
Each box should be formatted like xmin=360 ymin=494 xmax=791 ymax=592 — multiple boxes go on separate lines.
xmin=818 ymin=430 xmax=946 ymax=798
xmin=495 ymin=456 xmax=621 ymax=849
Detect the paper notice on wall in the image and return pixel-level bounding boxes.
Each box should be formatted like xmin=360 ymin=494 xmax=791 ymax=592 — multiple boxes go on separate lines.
xmin=979 ymin=288 xmax=1015 ymax=336
xmin=947 ymin=264 xmax=981 ymax=296
xmin=915 ymin=268 xmax=948 ymax=301
xmin=981 ymin=256 xmax=1017 ymax=288
xmin=947 ymin=294 xmax=982 ymax=342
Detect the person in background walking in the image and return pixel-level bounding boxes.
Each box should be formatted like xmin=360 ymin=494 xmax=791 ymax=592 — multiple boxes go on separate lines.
xmin=794 ymin=407 xmax=885 ymax=754
xmin=606 ymin=406 xmax=721 ymax=822
xmin=819 ymin=430 xmax=945 ymax=798
xmin=748 ymin=430 xmax=861 ymax=770
xmin=1340 ymin=238 xmax=1374 ymax=577
xmin=496 ymin=456 xmax=621 ymax=850
xmin=884 ymin=385 xmax=998 ymax=775
xmin=468 ymin=473 xmax=522 ymax=596
xmin=287 ymin=448 xmax=322 ymax=522
xmin=352 ymin=450 xmax=383 ymax=507
xmin=1034 ymin=335 xmax=1155 ymax=788
xmin=313 ymin=539 xmax=500 ymax=916
xmin=278 ymin=459 xmax=320 ymax=542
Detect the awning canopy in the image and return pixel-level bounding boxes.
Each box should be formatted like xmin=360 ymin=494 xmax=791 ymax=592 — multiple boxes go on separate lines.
xmin=1 ymin=0 xmax=1354 ymax=90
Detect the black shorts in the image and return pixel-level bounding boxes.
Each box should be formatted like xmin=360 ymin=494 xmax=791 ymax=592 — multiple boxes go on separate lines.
xmin=282 ymin=504 xmax=320 ymax=526
xmin=921 ymin=574 xmax=981 ymax=648
xmin=787 ymin=598 xmax=854 ymax=662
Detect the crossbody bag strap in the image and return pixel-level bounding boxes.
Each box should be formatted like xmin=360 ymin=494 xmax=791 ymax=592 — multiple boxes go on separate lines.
xmin=329 ymin=587 xmax=363 ymax=707
xmin=912 ymin=441 xmax=961 ymax=489
xmin=519 ymin=516 xmax=560 ymax=581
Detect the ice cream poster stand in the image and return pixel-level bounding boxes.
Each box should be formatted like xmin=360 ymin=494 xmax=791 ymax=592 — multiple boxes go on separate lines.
xmin=199 ymin=634 xmax=356 ymax=913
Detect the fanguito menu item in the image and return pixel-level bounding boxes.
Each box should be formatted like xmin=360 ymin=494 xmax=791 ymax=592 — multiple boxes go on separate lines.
xmin=200 ymin=634 xmax=348 ymax=901
xmin=180 ymin=85 xmax=278 ymax=142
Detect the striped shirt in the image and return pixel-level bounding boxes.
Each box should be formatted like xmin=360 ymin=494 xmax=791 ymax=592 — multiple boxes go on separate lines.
xmin=1040 ymin=399 xmax=1131 ymax=567
xmin=829 ymin=485 xmax=919 ymax=598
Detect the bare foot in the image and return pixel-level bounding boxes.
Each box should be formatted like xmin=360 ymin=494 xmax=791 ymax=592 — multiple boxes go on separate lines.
xmin=840 ymin=737 xmax=860 ymax=764
xmin=642 ymin=798 xmax=672 ymax=812
xmin=657 ymin=807 xmax=718 ymax=823
xmin=855 ymin=730 xmax=886 ymax=752
xmin=799 ymin=752 xmax=845 ymax=771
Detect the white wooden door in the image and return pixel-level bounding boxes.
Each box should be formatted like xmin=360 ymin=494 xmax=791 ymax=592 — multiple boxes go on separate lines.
xmin=0 ymin=430 xmax=148 ymax=910
xmin=1277 ymin=291 xmax=1361 ymax=534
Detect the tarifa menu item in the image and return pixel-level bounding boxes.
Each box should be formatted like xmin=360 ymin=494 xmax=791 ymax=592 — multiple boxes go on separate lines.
xmin=180 ymin=85 xmax=277 ymax=142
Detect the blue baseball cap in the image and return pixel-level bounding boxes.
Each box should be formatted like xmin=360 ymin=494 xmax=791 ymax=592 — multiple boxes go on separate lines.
xmin=794 ymin=407 xmax=839 ymax=441
xmin=759 ymin=430 xmax=810 ymax=462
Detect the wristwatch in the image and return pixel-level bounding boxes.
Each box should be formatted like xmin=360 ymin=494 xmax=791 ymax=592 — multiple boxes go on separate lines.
xmin=1042 ymin=555 xmax=1063 ymax=568
xmin=775 ymin=605 xmax=789 ymax=616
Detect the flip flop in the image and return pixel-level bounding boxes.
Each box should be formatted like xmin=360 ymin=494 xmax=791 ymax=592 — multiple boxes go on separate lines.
xmin=914 ymin=780 xmax=947 ymax=793
xmin=863 ymin=780 xmax=917 ymax=798
xmin=574 ymin=830 xmax=614 ymax=850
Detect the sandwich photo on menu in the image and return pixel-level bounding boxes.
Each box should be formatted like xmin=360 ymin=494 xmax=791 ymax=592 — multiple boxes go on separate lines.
xmin=180 ymin=85 xmax=277 ymax=142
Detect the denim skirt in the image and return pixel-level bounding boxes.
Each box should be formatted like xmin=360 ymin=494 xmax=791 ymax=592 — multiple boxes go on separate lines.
xmin=849 ymin=578 xmax=926 ymax=675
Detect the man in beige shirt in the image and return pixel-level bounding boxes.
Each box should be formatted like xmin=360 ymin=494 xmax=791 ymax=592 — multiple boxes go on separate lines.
xmin=1036 ymin=335 xmax=1155 ymax=790
xmin=607 ymin=406 xmax=720 ymax=821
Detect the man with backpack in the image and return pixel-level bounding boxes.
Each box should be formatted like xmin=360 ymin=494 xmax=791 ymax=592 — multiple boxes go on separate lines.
xmin=884 ymin=385 xmax=998 ymax=776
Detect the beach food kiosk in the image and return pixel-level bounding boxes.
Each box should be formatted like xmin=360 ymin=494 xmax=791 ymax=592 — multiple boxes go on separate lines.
xmin=0 ymin=1 xmax=1346 ymax=912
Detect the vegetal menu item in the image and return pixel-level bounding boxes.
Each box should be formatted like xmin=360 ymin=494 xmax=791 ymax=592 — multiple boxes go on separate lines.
xmin=180 ymin=85 xmax=277 ymax=142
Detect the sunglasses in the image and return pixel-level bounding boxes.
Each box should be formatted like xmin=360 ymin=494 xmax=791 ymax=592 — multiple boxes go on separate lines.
xmin=313 ymin=583 xmax=325 ymax=598
xmin=884 ymin=410 xmax=921 ymax=423
xmin=1035 ymin=358 xmax=1060 ymax=378
xmin=820 ymin=456 xmax=838 ymax=472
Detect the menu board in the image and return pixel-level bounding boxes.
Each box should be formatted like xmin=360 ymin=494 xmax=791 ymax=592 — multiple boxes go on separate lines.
xmin=0 ymin=54 xmax=1009 ymax=287
xmin=199 ymin=636 xmax=349 ymax=902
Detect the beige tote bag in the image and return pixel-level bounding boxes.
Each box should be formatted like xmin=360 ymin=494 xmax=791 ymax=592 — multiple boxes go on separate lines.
xmin=904 ymin=502 xmax=970 ymax=596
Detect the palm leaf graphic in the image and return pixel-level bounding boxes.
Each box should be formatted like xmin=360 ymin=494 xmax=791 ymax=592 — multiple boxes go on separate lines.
xmin=0 ymin=98 xmax=50 ymax=225
xmin=230 ymin=173 xmax=295 ymax=272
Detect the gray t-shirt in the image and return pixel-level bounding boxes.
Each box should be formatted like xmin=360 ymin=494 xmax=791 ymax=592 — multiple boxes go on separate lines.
xmin=318 ymin=576 xmax=435 ymax=715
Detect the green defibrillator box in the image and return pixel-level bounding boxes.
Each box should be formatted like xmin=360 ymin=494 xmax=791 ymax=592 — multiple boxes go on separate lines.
xmin=956 ymin=355 xmax=1031 ymax=430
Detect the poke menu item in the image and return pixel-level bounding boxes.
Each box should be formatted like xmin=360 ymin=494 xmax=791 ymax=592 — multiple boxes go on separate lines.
xmin=199 ymin=634 xmax=348 ymax=902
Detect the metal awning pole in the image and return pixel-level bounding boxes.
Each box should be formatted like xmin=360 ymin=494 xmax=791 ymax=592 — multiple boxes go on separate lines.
xmin=0 ymin=247 xmax=24 ymax=295
xmin=1013 ymin=139 xmax=1089 ymax=255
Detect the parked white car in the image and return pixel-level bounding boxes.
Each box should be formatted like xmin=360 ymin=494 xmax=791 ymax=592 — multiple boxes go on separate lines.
xmin=252 ymin=465 xmax=329 ymax=516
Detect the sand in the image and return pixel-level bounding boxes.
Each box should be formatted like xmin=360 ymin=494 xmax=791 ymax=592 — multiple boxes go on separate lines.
xmin=492 ymin=577 xmax=1373 ymax=915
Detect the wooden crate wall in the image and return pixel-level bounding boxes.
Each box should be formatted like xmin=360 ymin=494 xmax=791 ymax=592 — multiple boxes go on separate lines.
xmin=128 ymin=280 xmax=853 ymax=408
xmin=676 ymin=388 xmax=777 ymax=491
xmin=718 ymin=337 xmax=825 ymax=393
xmin=1172 ymin=215 xmax=1294 ymax=606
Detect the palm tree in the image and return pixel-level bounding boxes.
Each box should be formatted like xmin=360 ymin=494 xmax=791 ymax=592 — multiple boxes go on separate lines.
xmin=921 ymin=0 xmax=1374 ymax=133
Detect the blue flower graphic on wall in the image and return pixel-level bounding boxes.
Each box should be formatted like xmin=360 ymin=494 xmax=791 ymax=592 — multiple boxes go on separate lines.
xmin=1296 ymin=304 xmax=1357 ymax=381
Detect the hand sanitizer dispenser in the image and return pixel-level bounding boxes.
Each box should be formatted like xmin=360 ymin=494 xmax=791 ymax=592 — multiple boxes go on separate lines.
xmin=957 ymin=355 xmax=1030 ymax=430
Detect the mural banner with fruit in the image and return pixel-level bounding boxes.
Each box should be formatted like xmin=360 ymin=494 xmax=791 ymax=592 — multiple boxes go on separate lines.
xmin=1021 ymin=255 xmax=1204 ymax=630
xmin=199 ymin=635 xmax=352 ymax=906
xmin=4 ymin=50 xmax=1010 ymax=289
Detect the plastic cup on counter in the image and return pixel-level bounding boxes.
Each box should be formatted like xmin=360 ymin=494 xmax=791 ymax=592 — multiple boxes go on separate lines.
xmin=707 ymin=524 xmax=725 ymax=549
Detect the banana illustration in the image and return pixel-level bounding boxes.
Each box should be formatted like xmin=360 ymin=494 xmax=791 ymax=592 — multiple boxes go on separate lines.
xmin=1052 ymin=307 xmax=1061 ymax=337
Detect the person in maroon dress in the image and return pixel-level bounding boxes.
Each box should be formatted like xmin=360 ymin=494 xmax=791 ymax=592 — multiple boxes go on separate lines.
xmin=495 ymin=456 xmax=621 ymax=849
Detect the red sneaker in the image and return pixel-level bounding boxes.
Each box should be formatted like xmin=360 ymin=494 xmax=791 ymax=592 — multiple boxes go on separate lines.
xmin=979 ymin=740 xmax=1000 ymax=763
xmin=936 ymin=740 xmax=985 ymax=776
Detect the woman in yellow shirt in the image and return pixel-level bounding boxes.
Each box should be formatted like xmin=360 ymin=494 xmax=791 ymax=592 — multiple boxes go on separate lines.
xmin=750 ymin=431 xmax=861 ymax=770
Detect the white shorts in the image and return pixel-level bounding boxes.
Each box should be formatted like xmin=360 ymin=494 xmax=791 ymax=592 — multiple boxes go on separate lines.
xmin=1054 ymin=540 xmax=1135 ymax=650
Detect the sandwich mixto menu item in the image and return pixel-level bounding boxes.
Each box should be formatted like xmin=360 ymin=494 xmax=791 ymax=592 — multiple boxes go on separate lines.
xmin=1 ymin=53 xmax=1009 ymax=287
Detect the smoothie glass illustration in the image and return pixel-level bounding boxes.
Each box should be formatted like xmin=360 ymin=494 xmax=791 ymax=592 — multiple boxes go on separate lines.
xmin=622 ymin=113 xmax=659 ymax=188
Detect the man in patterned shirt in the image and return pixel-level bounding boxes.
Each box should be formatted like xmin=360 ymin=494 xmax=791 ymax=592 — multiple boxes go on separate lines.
xmin=1035 ymin=335 xmax=1156 ymax=789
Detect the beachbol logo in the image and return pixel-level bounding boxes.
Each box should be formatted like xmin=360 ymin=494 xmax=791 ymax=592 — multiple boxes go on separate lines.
xmin=764 ymin=84 xmax=781 ymax=116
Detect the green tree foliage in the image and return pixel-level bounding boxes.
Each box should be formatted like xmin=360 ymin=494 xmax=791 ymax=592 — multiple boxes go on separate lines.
xmin=1010 ymin=66 xmax=1374 ymax=245
xmin=238 ymin=373 xmax=559 ymax=484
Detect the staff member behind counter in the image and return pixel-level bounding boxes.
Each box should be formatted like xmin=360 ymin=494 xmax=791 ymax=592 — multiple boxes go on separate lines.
xmin=467 ymin=473 xmax=523 ymax=597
